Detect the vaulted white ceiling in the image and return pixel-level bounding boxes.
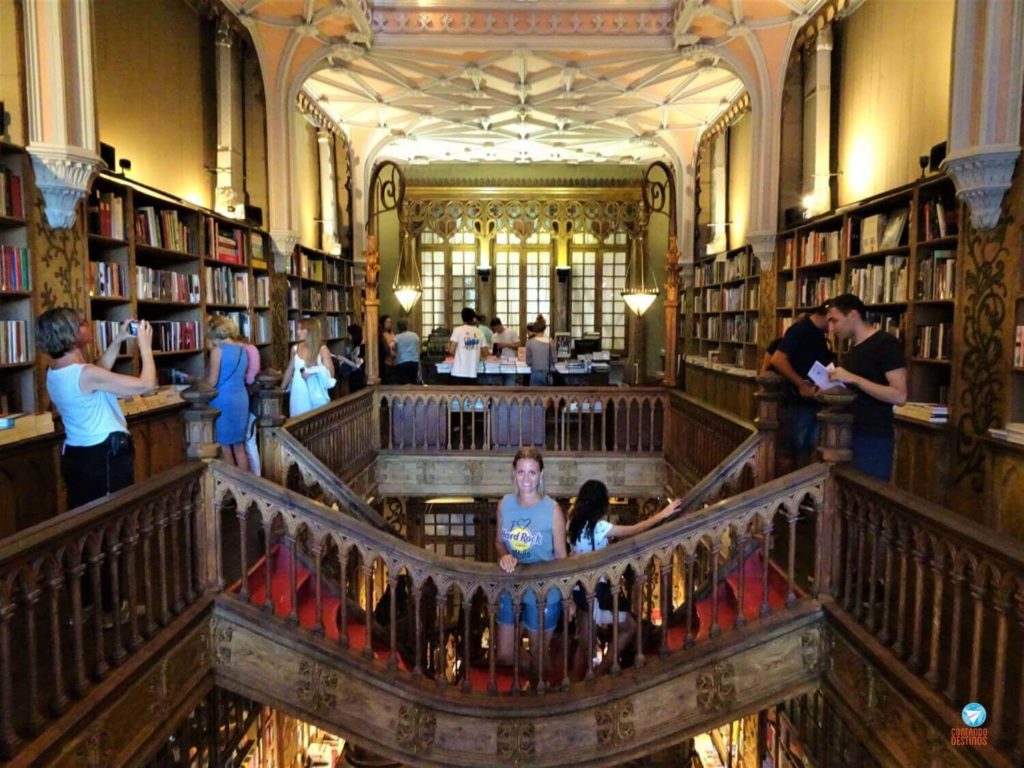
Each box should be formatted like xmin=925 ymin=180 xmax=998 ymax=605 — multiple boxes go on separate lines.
xmin=303 ymin=46 xmax=744 ymax=165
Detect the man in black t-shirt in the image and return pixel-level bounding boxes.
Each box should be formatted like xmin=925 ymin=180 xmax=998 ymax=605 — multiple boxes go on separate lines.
xmin=824 ymin=293 xmax=908 ymax=481
xmin=770 ymin=308 xmax=833 ymax=467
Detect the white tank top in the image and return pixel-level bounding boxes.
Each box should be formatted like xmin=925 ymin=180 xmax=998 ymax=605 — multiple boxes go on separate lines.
xmin=46 ymin=364 xmax=128 ymax=447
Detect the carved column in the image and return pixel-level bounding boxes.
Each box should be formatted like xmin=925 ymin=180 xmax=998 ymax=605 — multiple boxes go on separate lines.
xmin=364 ymin=235 xmax=381 ymax=385
xmin=22 ymin=0 xmax=102 ymax=228
xmin=317 ymin=129 xmax=339 ymax=253
xmin=214 ymin=17 xmax=244 ymax=218
xmin=181 ymin=382 xmax=220 ymax=461
xmin=942 ymin=0 xmax=1024 ymax=229
xmin=256 ymin=370 xmax=285 ymax=481
xmin=806 ymin=26 xmax=833 ymax=216
xmin=662 ymin=235 xmax=682 ymax=387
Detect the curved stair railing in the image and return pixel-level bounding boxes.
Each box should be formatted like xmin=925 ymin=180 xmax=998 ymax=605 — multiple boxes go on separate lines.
xmin=209 ymin=459 xmax=828 ymax=697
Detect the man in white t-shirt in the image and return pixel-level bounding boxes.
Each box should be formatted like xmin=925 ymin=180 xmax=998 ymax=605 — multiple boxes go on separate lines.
xmin=448 ymin=307 xmax=490 ymax=384
xmin=490 ymin=317 xmax=520 ymax=359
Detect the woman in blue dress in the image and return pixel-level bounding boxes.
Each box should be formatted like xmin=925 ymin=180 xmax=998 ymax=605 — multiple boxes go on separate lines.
xmin=205 ymin=315 xmax=251 ymax=472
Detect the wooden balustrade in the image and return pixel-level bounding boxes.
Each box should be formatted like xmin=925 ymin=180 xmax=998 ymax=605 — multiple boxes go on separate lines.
xmin=210 ymin=460 xmax=827 ymax=698
xmin=665 ymin=391 xmax=756 ymax=488
xmin=832 ymin=468 xmax=1024 ymax=759
xmin=375 ymin=386 xmax=667 ymax=454
xmin=0 ymin=463 xmax=206 ymax=758
xmin=284 ymin=389 xmax=377 ymax=478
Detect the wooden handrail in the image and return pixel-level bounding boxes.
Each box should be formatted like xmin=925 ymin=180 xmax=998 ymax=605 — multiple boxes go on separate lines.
xmin=210 ymin=459 xmax=826 ymax=694
xmin=665 ymin=390 xmax=757 ymax=490
xmin=375 ymin=385 xmax=669 ymax=454
xmin=284 ymin=388 xmax=376 ymax=478
xmin=832 ymin=467 xmax=1024 ymax=758
xmin=0 ymin=462 xmax=207 ymax=758
xmin=675 ymin=431 xmax=766 ymax=513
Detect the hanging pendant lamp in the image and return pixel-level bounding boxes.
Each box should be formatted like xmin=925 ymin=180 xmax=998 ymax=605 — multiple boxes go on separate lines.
xmin=392 ymin=231 xmax=422 ymax=312
xmin=621 ymin=231 xmax=659 ymax=316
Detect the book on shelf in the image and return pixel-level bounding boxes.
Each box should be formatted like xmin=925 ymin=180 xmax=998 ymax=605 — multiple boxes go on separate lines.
xmin=990 ymin=422 xmax=1024 ymax=445
xmin=797 ymin=274 xmax=840 ymax=307
xmin=864 ymin=311 xmax=904 ymax=340
xmin=799 ymin=230 xmax=841 ymax=266
xmin=695 ymin=259 xmax=724 ymax=287
xmin=921 ymin=198 xmax=959 ymax=240
xmin=89 ymin=191 xmax=125 ymax=239
xmin=135 ymin=206 xmax=196 ymax=254
xmin=89 ymin=260 xmax=127 ymax=298
xmin=204 ymin=265 xmax=250 ymax=306
xmin=206 ymin=219 xmax=247 ymax=264
xmin=253 ymin=313 xmax=271 ymax=344
xmin=149 ymin=320 xmax=201 ymax=352
xmin=776 ymin=316 xmax=794 ymax=337
xmin=879 ymin=209 xmax=909 ymax=249
xmin=723 ymin=250 xmax=750 ymax=281
xmin=0 ymin=319 xmax=30 ymax=364
xmin=287 ymin=284 xmax=299 ymax=309
xmin=1014 ymin=325 xmax=1024 ymax=368
xmin=255 ymin=275 xmax=270 ymax=306
xmin=302 ymin=286 xmax=324 ymax=312
xmin=883 ymin=255 xmax=908 ymax=302
xmin=251 ymin=236 xmax=267 ymax=269
xmin=914 ymin=323 xmax=952 ymax=360
xmin=916 ymin=251 xmax=955 ymax=301
xmin=893 ymin=402 xmax=948 ymax=423
xmin=136 ymin=266 xmax=201 ymax=303
xmin=0 ymin=244 xmax=30 ymax=292
xmin=0 ymin=167 xmax=24 ymax=219
xmin=92 ymin=320 xmax=136 ymax=355
xmin=781 ymin=238 xmax=795 ymax=270
xmin=221 ymin=311 xmax=251 ymax=341
xmin=858 ymin=213 xmax=885 ymax=254
xmin=779 ymin=277 xmax=795 ymax=307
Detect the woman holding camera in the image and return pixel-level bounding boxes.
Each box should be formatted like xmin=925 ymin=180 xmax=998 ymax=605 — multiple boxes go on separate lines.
xmin=37 ymin=308 xmax=157 ymax=509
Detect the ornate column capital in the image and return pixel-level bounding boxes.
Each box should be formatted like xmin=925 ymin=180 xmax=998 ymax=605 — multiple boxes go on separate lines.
xmin=747 ymin=231 xmax=777 ymax=272
xmin=942 ymin=146 xmax=1021 ymax=230
xmin=26 ymin=145 xmax=101 ymax=229
xmin=270 ymin=230 xmax=300 ymax=272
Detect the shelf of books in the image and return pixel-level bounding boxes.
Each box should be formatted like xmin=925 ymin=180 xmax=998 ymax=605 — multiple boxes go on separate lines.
xmin=688 ymin=244 xmax=760 ymax=369
xmin=774 ymin=173 xmax=960 ymax=420
xmin=286 ymin=243 xmax=354 ymax=352
xmin=84 ymin=173 xmax=278 ymax=385
xmin=0 ymin=143 xmax=33 ymax=416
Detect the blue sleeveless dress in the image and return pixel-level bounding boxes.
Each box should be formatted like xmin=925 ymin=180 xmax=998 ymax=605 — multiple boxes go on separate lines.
xmin=210 ymin=344 xmax=249 ymax=445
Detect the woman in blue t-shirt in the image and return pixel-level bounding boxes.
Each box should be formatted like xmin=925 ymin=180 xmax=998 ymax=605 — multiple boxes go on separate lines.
xmin=494 ymin=447 xmax=567 ymax=686
xmin=567 ymin=480 xmax=681 ymax=679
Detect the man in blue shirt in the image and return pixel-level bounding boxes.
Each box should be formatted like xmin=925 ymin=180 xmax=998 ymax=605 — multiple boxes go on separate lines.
xmin=393 ymin=319 xmax=421 ymax=385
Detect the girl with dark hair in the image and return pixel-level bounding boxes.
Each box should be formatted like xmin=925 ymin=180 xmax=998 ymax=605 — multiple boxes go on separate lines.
xmin=494 ymin=447 xmax=567 ymax=686
xmin=568 ymin=481 xmax=681 ymax=678
xmin=379 ymin=315 xmax=397 ymax=384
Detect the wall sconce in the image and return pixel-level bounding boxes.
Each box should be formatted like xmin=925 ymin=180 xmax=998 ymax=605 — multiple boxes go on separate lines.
xmin=477 ymin=265 xmax=492 ymax=282
xmin=556 ymin=265 xmax=571 ymax=283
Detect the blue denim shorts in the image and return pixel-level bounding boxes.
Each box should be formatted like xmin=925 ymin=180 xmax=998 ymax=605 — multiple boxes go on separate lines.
xmin=497 ymin=588 xmax=562 ymax=632
xmin=783 ymin=401 xmax=819 ymax=456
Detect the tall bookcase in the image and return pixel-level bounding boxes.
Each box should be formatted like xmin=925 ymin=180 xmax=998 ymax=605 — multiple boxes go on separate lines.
xmin=0 ymin=143 xmax=33 ymax=414
xmin=775 ymin=174 xmax=960 ymax=405
xmin=288 ymin=243 xmax=355 ymax=354
xmin=688 ymin=244 xmax=761 ymax=369
xmin=85 ymin=173 xmax=278 ymax=383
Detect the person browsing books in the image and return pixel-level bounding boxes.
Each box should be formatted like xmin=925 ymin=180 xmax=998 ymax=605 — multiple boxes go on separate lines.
xmin=448 ymin=307 xmax=490 ymax=384
xmin=824 ymin=293 xmax=907 ymax=481
xmin=770 ymin=308 xmax=833 ymax=468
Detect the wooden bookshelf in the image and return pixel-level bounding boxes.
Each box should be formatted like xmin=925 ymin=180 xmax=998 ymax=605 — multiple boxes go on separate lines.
xmin=0 ymin=144 xmax=34 ymax=414
xmin=774 ymin=173 xmax=960 ymax=407
xmin=84 ymin=173 xmax=278 ymax=383
xmin=688 ymin=244 xmax=760 ymax=369
xmin=287 ymin=243 xmax=355 ymax=353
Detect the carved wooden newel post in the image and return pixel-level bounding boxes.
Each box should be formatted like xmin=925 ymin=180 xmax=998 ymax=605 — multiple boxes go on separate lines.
xmin=754 ymin=372 xmax=784 ymax=483
xmin=255 ymin=370 xmax=285 ymax=481
xmin=182 ymin=382 xmax=219 ymax=460
xmin=814 ymin=389 xmax=856 ymax=599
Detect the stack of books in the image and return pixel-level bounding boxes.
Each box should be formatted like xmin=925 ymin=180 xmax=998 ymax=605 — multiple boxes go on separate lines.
xmin=989 ymin=422 xmax=1024 ymax=445
xmin=90 ymin=192 xmax=125 ymax=239
xmin=893 ymin=402 xmax=948 ymax=423
xmin=0 ymin=168 xmax=24 ymax=219
xmin=0 ymin=244 xmax=30 ymax=292
xmin=206 ymin=220 xmax=247 ymax=264
xmin=0 ymin=319 xmax=29 ymax=364
xmin=90 ymin=260 xmax=127 ymax=298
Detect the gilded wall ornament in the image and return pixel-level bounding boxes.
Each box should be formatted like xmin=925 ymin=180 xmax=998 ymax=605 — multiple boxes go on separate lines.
xmin=695 ymin=661 xmax=737 ymax=713
xmin=297 ymin=660 xmax=340 ymax=713
xmin=496 ymin=720 xmax=535 ymax=764
xmin=595 ymin=699 xmax=636 ymax=747
xmin=396 ymin=703 xmax=436 ymax=755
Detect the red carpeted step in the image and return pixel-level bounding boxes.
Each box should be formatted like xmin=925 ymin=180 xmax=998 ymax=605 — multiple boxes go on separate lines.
xmin=243 ymin=545 xmax=313 ymax=619
xmin=724 ymin=551 xmax=791 ymax=622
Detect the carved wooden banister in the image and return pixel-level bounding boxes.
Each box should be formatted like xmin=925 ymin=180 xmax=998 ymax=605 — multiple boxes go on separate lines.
xmin=284 ymin=388 xmax=376 ymax=480
xmin=0 ymin=463 xmax=206 ymax=759
xmin=210 ymin=460 xmax=827 ymax=698
xmin=832 ymin=467 xmax=1024 ymax=760
xmin=375 ymin=386 xmax=668 ymax=454
xmin=262 ymin=424 xmax=387 ymax=530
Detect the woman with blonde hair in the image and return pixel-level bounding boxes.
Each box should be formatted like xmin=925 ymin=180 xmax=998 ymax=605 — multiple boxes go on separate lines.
xmin=205 ymin=315 xmax=251 ymax=471
xmin=282 ymin=317 xmax=336 ymax=417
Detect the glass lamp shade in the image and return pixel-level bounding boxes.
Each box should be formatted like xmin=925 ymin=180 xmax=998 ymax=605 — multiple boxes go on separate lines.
xmin=394 ymin=286 xmax=421 ymax=312
xmin=622 ymin=289 xmax=658 ymax=316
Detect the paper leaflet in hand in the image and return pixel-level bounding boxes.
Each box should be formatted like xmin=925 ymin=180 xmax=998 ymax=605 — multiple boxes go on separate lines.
xmin=808 ymin=361 xmax=846 ymax=391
